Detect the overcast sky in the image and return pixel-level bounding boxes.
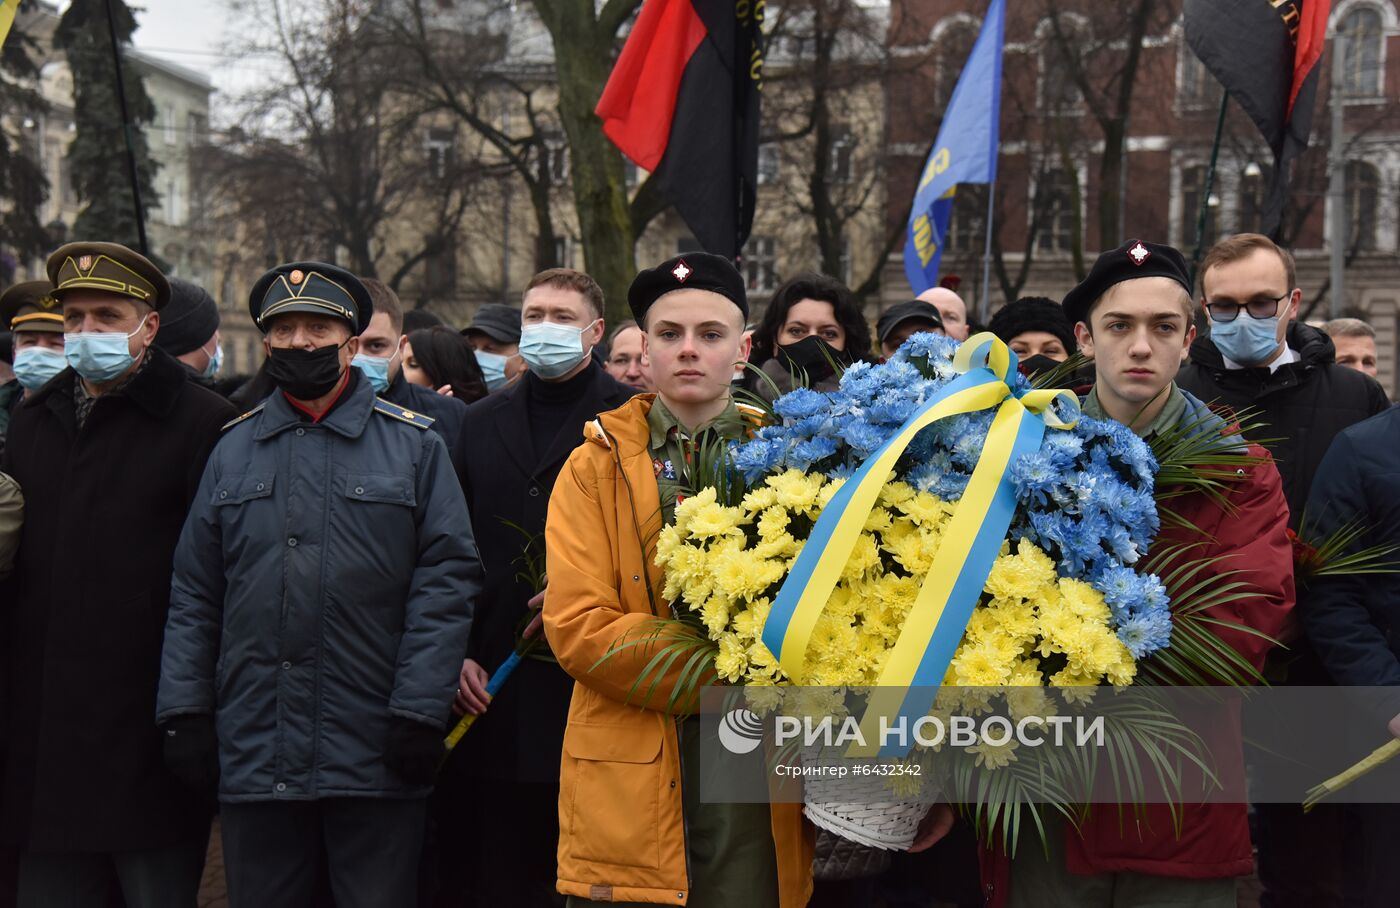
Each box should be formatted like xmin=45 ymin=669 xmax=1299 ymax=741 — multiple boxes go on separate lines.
xmin=91 ymin=0 xmax=268 ymax=102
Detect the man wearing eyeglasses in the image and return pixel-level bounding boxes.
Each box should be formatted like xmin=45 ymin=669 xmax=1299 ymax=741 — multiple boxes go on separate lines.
xmin=1178 ymin=233 xmax=1388 ymax=524
xmin=1177 ymin=233 xmax=1389 ymax=908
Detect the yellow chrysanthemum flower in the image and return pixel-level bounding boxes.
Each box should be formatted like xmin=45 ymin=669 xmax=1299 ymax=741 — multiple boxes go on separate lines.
xmin=768 ymin=469 xmax=825 ymax=510
xmin=715 ymin=635 xmax=750 ymax=682
xmin=984 ymin=540 xmax=1058 ymax=602
xmin=967 ymin=738 xmax=1019 ymax=770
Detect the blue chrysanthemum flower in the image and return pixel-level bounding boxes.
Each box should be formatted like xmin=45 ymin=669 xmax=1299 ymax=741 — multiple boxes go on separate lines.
xmin=839 ymin=419 xmax=889 ymax=457
xmin=1010 ymin=451 xmax=1059 ymax=507
xmin=1094 ymin=565 xmax=1143 ymax=618
xmin=789 ymin=435 xmax=840 ymax=471
xmin=732 ymin=438 xmax=785 ymax=483
xmin=774 ymin=387 xmax=829 ymax=421
xmin=1117 ymin=608 xmax=1173 ymax=658
xmin=867 ymin=390 xmax=919 ymax=427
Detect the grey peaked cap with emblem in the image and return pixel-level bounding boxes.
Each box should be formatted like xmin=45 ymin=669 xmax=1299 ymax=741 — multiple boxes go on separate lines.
xmin=627 ymin=252 xmax=749 ymax=323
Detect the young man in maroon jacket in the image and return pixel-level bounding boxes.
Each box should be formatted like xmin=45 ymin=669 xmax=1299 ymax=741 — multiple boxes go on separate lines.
xmin=981 ymin=239 xmax=1296 ymax=907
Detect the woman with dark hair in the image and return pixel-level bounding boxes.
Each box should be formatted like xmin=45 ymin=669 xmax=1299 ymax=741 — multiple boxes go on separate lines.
xmin=746 ymin=273 xmax=872 ymax=401
xmin=403 ymin=325 xmax=489 ymax=404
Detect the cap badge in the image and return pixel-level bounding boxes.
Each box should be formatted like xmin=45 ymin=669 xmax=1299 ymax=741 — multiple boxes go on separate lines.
xmin=1127 ymin=242 xmax=1151 ymax=266
xmin=289 ymin=269 xmax=304 ymax=285
xmin=39 ymin=295 xmax=56 ymax=309
xmin=77 ymin=255 xmax=93 ymax=271
xmin=672 ymin=260 xmax=692 ymax=283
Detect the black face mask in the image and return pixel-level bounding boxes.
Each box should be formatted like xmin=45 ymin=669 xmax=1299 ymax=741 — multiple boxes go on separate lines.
xmin=265 ymin=342 xmax=347 ymax=400
xmin=1017 ymin=353 xmax=1065 ymax=381
xmin=778 ymin=334 xmax=851 ymax=384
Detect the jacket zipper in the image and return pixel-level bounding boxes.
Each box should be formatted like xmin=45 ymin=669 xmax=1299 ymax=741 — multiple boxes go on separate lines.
xmin=604 ymin=424 xmax=693 ymax=898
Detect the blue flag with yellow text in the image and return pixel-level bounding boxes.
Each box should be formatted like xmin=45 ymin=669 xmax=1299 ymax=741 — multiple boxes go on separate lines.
xmin=903 ymin=0 xmax=1005 ymax=294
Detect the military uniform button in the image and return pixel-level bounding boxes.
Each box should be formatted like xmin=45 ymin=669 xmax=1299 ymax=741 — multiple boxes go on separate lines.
xmin=219 ymin=490 xmax=228 ymax=499
xmin=257 ymin=483 xmax=265 ymax=491
xmin=355 ymin=486 xmax=365 ymax=495
xmin=295 ymin=428 xmax=305 ymax=436
xmin=287 ymin=537 xmax=298 ymax=547
xmin=529 ymin=486 xmax=540 ymax=497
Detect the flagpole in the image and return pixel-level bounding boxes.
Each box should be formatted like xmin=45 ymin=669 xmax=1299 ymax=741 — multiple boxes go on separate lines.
xmin=103 ymin=0 xmax=149 ymax=257
xmin=1188 ymin=91 xmax=1229 ymax=290
xmin=979 ymin=182 xmax=996 ymax=325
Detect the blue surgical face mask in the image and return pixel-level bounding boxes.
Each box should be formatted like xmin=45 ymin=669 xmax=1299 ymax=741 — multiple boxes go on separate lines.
xmin=202 ymin=341 xmax=223 ymax=380
xmin=352 ymin=351 xmax=397 ymax=394
xmin=12 ymin=345 xmax=67 ymax=390
xmin=1210 ymin=313 xmax=1281 ymax=366
xmin=65 ymin=315 xmax=149 ymax=383
xmin=475 ymin=351 xmax=510 ymax=390
xmin=519 ymin=320 xmax=597 ymax=380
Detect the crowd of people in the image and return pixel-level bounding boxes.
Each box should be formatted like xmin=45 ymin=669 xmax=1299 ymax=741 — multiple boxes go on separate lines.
xmin=0 ymin=229 xmax=1395 ymax=908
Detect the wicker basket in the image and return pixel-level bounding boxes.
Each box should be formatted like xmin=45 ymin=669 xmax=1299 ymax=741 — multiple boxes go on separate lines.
xmin=799 ymin=748 xmax=934 ymax=851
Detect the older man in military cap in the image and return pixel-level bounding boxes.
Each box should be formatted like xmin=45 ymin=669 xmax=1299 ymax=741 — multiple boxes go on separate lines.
xmin=0 ymin=242 xmax=235 ymax=907
xmin=0 ymin=281 xmax=65 ymax=452
xmin=158 ymin=261 xmax=481 ymax=908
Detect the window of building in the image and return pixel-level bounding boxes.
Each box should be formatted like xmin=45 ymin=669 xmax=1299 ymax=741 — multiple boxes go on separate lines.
xmin=164 ymin=106 xmax=177 ymax=145
xmin=1238 ymin=163 xmax=1271 ymax=234
xmin=828 ymin=128 xmax=854 ymax=184
xmin=425 ymin=236 xmax=458 ymax=298
xmin=1035 ymin=168 xmax=1078 ymax=254
xmin=948 ymin=185 xmax=987 ymax=254
xmin=1037 ymin=18 xmax=1083 ymax=113
xmin=545 ymin=135 xmax=570 ymax=186
xmin=1178 ymin=43 xmax=1218 ymax=108
xmin=1340 ymin=6 xmax=1384 ymax=97
xmin=553 ymin=235 xmax=575 ymax=268
xmin=757 ymin=143 xmax=779 ymax=185
xmin=742 ymin=235 xmax=778 ymax=294
xmin=425 ymin=128 xmax=455 ymax=179
xmin=187 ymin=112 xmax=208 ymax=145
xmin=933 ymin=20 xmax=980 ymax=114
xmin=1179 ymin=164 xmax=1218 ymax=249
xmin=1345 ymin=159 xmax=1380 ymax=251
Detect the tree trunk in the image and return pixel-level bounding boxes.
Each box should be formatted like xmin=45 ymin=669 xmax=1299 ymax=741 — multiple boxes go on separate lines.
xmin=1099 ymin=118 xmax=1125 ymax=249
xmin=541 ymin=1 xmax=638 ymax=326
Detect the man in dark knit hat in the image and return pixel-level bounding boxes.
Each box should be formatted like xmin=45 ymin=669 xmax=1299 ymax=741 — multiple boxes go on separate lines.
xmin=153 ymin=277 xmax=246 ymax=399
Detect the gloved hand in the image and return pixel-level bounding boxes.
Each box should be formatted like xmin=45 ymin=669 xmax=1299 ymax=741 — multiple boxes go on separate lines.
xmin=386 ymin=717 xmax=444 ymax=785
xmin=161 ymin=714 xmax=219 ymax=796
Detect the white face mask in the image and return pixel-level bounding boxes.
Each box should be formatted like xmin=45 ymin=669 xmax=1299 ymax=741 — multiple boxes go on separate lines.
xmin=519 ymin=320 xmax=598 ymax=379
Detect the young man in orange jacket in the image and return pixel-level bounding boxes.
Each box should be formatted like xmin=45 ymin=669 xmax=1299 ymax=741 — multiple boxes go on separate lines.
xmin=543 ymin=253 xmax=813 ymax=907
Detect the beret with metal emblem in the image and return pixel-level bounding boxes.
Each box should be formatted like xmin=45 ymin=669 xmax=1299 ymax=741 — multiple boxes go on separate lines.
xmin=46 ymin=241 xmax=170 ymax=310
xmin=1061 ymin=239 xmax=1192 ymax=328
xmin=248 ymin=261 xmax=373 ymax=335
xmin=0 ymin=280 xmax=63 ymax=333
xmin=628 ymin=252 xmax=749 ymax=324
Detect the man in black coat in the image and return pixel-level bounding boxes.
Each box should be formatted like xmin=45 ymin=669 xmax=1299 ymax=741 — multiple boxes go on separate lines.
xmin=0 ymin=242 xmax=235 ymax=906
xmin=1300 ymin=406 xmax=1400 ymax=906
xmin=1177 ymin=232 xmax=1389 ymax=908
xmin=432 ymin=268 xmax=635 ymax=908
xmin=1176 ymin=233 xmax=1389 ymax=525
xmin=355 ymin=278 xmax=468 ymax=451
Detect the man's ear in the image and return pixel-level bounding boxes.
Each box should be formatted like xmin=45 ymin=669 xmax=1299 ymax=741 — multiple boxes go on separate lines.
xmin=1182 ymin=321 xmax=1197 ymax=361
xmin=343 ymin=335 xmax=361 ymax=359
xmin=1073 ymin=321 xmax=1094 ymax=359
xmin=142 ymin=310 xmax=160 ymax=348
xmin=1287 ymin=288 xmax=1302 ymax=320
xmin=397 ymin=334 xmax=409 ymax=357
xmin=736 ymin=328 xmax=753 ymax=364
xmin=589 ymin=316 xmax=606 ymax=348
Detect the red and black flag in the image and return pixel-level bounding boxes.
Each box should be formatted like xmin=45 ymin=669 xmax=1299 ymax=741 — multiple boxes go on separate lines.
xmin=596 ymin=0 xmax=764 ymax=260
xmin=1185 ymin=0 xmax=1331 ymax=236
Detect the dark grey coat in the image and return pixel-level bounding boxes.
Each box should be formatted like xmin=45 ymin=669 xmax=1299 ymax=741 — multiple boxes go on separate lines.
xmin=157 ymin=372 xmax=482 ymax=801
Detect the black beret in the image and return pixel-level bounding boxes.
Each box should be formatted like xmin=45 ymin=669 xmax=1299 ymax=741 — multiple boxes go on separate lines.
xmin=1062 ymin=239 xmax=1191 ymax=327
xmin=464 ymin=303 xmax=521 ymax=344
xmin=47 ymin=241 xmax=170 ymax=310
xmin=628 ymin=253 xmax=748 ymax=323
xmin=876 ymin=299 xmax=944 ymax=343
xmin=154 ymin=277 xmax=220 ymax=356
xmin=249 ymin=261 xmax=373 ymax=335
xmin=989 ymin=297 xmax=1077 ymax=355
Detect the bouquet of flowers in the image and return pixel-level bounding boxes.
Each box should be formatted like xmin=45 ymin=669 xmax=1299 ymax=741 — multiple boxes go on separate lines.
xmin=610 ymin=332 xmax=1271 ymax=850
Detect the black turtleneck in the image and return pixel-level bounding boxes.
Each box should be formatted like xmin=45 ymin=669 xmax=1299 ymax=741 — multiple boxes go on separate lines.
xmin=525 ymin=363 xmax=596 ymax=456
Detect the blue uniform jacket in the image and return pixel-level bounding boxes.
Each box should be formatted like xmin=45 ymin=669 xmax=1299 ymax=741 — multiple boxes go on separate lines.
xmin=157 ymin=372 xmax=482 ymax=801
